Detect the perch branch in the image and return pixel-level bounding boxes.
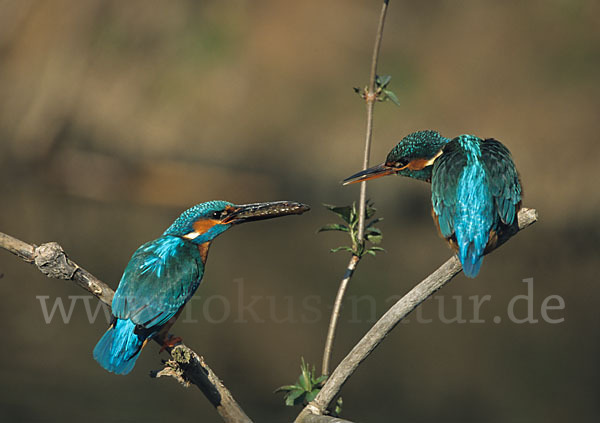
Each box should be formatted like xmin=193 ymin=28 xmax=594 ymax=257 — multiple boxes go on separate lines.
xmin=321 ymin=0 xmax=390 ymax=378
xmin=299 ymin=413 xmax=356 ymax=423
xmin=0 ymin=231 xmax=252 ymax=423
xmin=299 ymin=207 xmax=538 ymax=421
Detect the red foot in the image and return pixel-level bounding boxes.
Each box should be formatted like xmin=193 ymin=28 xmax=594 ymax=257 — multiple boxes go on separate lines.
xmin=159 ymin=335 xmax=183 ymax=352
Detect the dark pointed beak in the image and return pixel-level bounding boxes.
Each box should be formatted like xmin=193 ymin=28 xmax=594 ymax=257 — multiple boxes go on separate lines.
xmin=342 ymin=163 xmax=396 ymax=185
xmin=222 ymin=201 xmax=310 ymax=224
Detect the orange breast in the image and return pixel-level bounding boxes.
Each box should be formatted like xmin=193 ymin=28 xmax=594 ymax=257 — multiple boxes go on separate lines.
xmin=197 ymin=241 xmax=211 ymax=263
xmin=430 ymin=207 xmax=458 ymax=252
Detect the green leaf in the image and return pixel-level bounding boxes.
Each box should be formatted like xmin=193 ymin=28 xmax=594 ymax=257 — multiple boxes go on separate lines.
xmin=366 ymin=234 xmax=383 ymax=244
xmin=365 ymin=202 xmax=377 ymax=219
xmin=365 ymin=217 xmax=383 ymax=228
xmin=274 ymin=384 xmax=301 ymax=393
xmin=377 ymin=74 xmax=392 ymax=88
xmin=383 ymin=89 xmax=401 ymax=106
xmin=320 ymin=201 xmax=384 ymax=258
xmin=313 ymin=375 xmax=328 ymax=385
xmin=285 ymin=389 xmax=305 ymax=406
xmin=365 ymin=247 xmax=385 ymax=256
xmin=366 ymin=227 xmax=382 ymax=236
xmin=317 ymin=224 xmax=349 ymax=233
xmin=305 ymin=388 xmax=320 ymax=402
xmin=330 ymin=246 xmax=353 ymax=253
xmin=323 ymin=204 xmax=353 ymax=224
xmin=366 ymin=246 xmax=386 ymax=256
xmin=334 ymin=397 xmax=343 ymax=415
xmin=299 ymin=368 xmax=311 ymax=391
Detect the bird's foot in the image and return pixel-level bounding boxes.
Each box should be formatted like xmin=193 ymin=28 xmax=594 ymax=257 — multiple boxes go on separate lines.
xmin=159 ymin=335 xmax=183 ymax=352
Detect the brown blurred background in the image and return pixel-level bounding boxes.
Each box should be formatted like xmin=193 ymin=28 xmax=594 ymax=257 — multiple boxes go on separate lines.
xmin=1 ymin=1 xmax=599 ymax=422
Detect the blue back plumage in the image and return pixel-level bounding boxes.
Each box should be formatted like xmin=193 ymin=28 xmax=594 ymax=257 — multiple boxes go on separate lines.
xmin=93 ymin=319 xmax=144 ymax=375
xmin=432 ymin=135 xmax=521 ymax=278
xmin=94 ymin=235 xmax=204 ymax=374
xmin=113 ymin=236 xmax=203 ymax=328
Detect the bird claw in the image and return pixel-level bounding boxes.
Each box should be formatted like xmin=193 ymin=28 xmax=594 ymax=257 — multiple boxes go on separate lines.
xmin=159 ymin=335 xmax=183 ymax=352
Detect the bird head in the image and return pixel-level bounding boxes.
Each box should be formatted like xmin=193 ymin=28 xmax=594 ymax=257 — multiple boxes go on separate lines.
xmin=343 ymin=130 xmax=450 ymax=185
xmin=163 ymin=200 xmax=310 ymax=244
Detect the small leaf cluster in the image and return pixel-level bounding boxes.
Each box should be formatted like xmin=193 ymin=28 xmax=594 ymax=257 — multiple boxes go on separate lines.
xmin=354 ymin=74 xmax=400 ymax=106
xmin=318 ymin=201 xmax=384 ymax=258
xmin=275 ymin=358 xmax=327 ymax=406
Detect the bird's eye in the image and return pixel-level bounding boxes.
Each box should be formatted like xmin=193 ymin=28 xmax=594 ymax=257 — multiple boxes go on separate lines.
xmin=394 ymin=158 xmax=410 ymax=168
xmin=212 ymin=211 xmax=223 ymax=219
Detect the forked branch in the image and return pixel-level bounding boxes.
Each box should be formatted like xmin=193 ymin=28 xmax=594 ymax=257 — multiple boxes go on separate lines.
xmin=298 ymin=207 xmax=538 ymax=422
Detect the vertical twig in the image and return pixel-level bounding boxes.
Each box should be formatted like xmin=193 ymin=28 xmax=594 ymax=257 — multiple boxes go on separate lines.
xmin=321 ymin=254 xmax=359 ymax=375
xmin=320 ymin=0 xmax=390 ymax=377
xmin=357 ymin=0 xmax=389 ymax=242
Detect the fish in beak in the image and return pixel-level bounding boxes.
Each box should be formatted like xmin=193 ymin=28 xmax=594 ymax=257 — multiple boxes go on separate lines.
xmin=222 ymin=201 xmax=310 ymax=224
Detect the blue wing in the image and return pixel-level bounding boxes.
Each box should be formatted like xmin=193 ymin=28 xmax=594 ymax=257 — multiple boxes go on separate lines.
xmin=112 ymin=236 xmax=203 ymax=329
xmin=480 ymin=138 xmax=522 ymax=226
xmin=431 ymin=140 xmax=465 ymax=239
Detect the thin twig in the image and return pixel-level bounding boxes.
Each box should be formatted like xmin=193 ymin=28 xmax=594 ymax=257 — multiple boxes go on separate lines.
xmin=0 ymin=231 xmax=252 ymax=423
xmin=321 ymin=254 xmax=360 ymax=375
xmin=298 ymin=208 xmax=538 ymax=421
xmin=357 ymin=0 xmax=389 ymax=242
xmin=321 ymin=0 xmax=391 ymax=379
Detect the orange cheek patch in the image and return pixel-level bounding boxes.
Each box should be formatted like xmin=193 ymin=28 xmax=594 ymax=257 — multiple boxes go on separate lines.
xmin=192 ymin=219 xmax=220 ymax=234
xmin=407 ymin=158 xmax=432 ymax=171
xmin=407 ymin=149 xmax=443 ymax=170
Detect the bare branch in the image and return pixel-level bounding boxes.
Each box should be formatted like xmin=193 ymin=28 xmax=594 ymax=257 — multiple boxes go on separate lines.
xmin=0 ymin=231 xmax=252 ymax=423
xmin=299 ymin=412 xmax=356 ymax=423
xmin=298 ymin=208 xmax=538 ymax=421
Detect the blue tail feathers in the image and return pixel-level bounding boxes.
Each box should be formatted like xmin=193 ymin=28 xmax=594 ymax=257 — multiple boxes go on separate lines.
xmin=460 ymin=242 xmax=484 ymax=278
xmin=93 ymin=319 xmax=145 ymax=375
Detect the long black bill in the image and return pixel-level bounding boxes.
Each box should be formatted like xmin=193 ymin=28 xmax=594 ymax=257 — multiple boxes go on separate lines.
xmin=223 ymin=201 xmax=310 ymax=224
xmin=342 ymin=163 xmax=396 ymax=185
